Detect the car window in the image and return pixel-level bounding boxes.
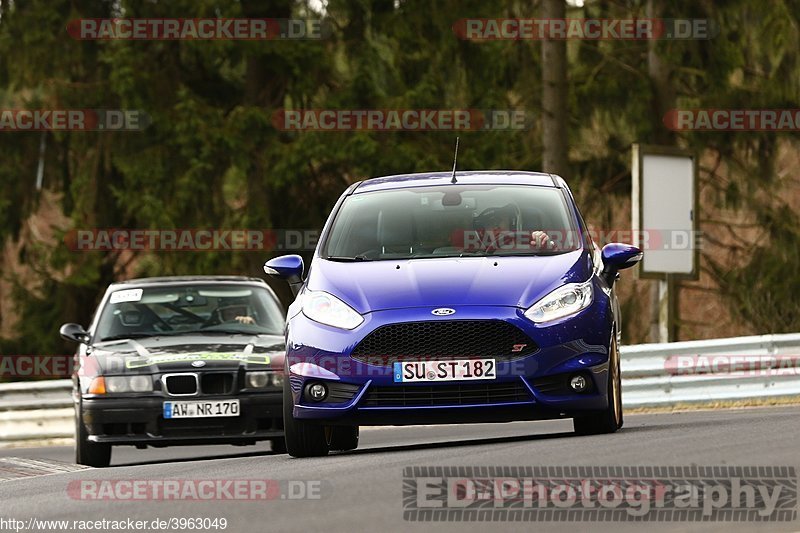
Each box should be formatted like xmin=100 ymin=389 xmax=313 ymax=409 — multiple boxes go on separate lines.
xmin=322 ymin=184 xmax=581 ymax=260
xmin=94 ymin=284 xmax=285 ymax=341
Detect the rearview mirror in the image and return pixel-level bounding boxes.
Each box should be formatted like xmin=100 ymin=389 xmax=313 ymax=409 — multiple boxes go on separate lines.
xmin=601 ymin=243 xmax=643 ymax=286
xmin=264 ymin=255 xmax=305 ymax=295
xmin=60 ymin=323 xmax=90 ymax=344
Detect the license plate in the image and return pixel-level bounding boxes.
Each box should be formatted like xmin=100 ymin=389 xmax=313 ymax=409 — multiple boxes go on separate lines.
xmin=393 ymin=359 xmax=496 ymax=382
xmin=163 ymin=400 xmax=240 ymax=419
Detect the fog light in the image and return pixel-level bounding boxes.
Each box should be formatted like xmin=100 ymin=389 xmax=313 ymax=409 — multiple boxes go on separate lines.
xmin=308 ymin=383 xmax=327 ymax=402
xmin=570 ymin=375 xmax=588 ymax=392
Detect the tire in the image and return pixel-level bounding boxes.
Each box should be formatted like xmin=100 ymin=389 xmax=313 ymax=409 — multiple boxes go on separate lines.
xmin=283 ymin=378 xmax=330 ymax=458
xmin=270 ymin=438 xmax=287 ymax=454
xmin=329 ymin=425 xmax=359 ymax=452
xmin=573 ymin=331 xmax=623 ymax=436
xmin=74 ymin=405 xmax=111 ymax=468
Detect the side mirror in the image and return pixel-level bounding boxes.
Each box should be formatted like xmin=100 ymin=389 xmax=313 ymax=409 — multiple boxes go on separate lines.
xmin=601 ymin=243 xmax=643 ymax=286
xmin=60 ymin=323 xmax=90 ymax=344
xmin=264 ymin=254 xmax=304 ymax=295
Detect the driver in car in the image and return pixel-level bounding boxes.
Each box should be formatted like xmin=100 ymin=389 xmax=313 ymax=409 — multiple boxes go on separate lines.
xmin=215 ymin=304 xmax=257 ymax=325
xmin=471 ymin=204 xmax=552 ymax=251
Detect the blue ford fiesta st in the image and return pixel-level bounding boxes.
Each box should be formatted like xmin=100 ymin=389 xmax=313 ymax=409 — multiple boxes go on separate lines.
xmin=265 ymin=171 xmax=642 ymax=457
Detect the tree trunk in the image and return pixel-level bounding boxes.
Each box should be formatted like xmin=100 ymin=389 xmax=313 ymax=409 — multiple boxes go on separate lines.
xmin=646 ymin=0 xmax=679 ymax=342
xmin=646 ymin=0 xmax=676 ymax=146
xmin=541 ymin=0 xmax=569 ymax=177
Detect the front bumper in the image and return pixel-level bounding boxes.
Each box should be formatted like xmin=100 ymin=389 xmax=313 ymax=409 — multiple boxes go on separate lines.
xmin=80 ymin=392 xmax=283 ymax=445
xmin=285 ymin=301 xmax=614 ymax=425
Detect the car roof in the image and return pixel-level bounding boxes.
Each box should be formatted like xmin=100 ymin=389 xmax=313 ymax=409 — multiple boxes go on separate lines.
xmin=352 ymin=170 xmax=561 ymax=194
xmin=110 ymin=276 xmax=267 ymax=288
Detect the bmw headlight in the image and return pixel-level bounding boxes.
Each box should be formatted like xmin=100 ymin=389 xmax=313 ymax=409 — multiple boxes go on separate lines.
xmin=302 ymin=290 xmax=364 ymax=330
xmin=106 ymin=376 xmax=130 ymax=393
xmin=270 ymin=373 xmax=285 ymax=387
xmin=246 ymin=371 xmax=284 ymax=389
xmin=524 ymin=280 xmax=593 ymax=324
xmin=246 ymin=371 xmax=270 ymax=388
xmin=129 ymin=375 xmax=153 ymax=392
xmin=104 ymin=375 xmax=153 ymax=393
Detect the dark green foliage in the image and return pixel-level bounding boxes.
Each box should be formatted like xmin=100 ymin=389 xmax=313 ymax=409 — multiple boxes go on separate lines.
xmin=0 ymin=0 xmax=799 ymax=356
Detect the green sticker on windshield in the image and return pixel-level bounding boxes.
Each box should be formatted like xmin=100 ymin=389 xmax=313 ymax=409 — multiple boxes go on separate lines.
xmin=125 ymin=353 xmax=270 ymax=369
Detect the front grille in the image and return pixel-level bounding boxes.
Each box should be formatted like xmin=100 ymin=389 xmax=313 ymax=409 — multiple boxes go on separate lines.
xmin=201 ymin=373 xmax=234 ymax=395
xmin=361 ymin=381 xmax=532 ymax=407
xmin=164 ymin=374 xmax=197 ymax=395
xmin=351 ymin=320 xmax=537 ymax=366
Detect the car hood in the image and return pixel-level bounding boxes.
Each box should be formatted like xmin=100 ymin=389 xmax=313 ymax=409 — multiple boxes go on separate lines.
xmin=83 ymin=334 xmax=285 ymax=376
xmin=306 ymin=250 xmax=592 ymax=313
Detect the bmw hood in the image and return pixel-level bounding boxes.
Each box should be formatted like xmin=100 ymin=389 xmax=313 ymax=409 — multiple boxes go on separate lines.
xmin=307 ymin=250 xmax=592 ymax=313
xmin=83 ymin=334 xmax=285 ymax=376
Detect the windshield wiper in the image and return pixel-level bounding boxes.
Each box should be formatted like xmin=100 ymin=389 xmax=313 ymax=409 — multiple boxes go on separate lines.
xmin=97 ymin=333 xmax=159 ymax=343
xmin=195 ymin=328 xmax=261 ymax=335
xmin=324 ymin=255 xmax=371 ymax=262
xmin=459 ymin=249 xmax=496 ymax=257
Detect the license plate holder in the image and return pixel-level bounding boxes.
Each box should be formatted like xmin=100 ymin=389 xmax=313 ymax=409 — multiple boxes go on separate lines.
xmin=393 ymin=359 xmax=496 ymax=383
xmin=163 ymin=399 xmax=240 ymax=419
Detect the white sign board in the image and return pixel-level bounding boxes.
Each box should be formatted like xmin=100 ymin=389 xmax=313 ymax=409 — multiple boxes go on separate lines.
xmin=632 ymin=145 xmax=697 ymax=279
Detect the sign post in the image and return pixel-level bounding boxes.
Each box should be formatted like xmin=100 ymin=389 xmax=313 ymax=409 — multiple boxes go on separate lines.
xmin=631 ymin=144 xmax=698 ymax=342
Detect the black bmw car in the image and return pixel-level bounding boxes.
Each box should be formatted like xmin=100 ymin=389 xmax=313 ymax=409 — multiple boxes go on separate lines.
xmin=60 ymin=276 xmax=287 ymax=467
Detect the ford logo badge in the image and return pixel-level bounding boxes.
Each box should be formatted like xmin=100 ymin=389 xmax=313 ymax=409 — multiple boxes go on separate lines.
xmin=191 ymin=361 xmax=206 ymax=368
xmin=431 ymin=308 xmax=456 ymax=316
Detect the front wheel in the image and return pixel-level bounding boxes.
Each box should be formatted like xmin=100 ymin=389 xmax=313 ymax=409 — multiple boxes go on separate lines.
xmin=329 ymin=425 xmax=359 ymax=452
xmin=75 ymin=406 xmax=111 ymax=468
xmin=573 ymin=332 xmax=623 ymax=435
xmin=283 ymin=378 xmax=330 ymax=458
xmin=270 ymin=438 xmax=287 ymax=454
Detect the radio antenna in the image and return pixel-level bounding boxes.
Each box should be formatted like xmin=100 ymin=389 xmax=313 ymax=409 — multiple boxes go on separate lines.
xmin=450 ymin=137 xmax=460 ymax=184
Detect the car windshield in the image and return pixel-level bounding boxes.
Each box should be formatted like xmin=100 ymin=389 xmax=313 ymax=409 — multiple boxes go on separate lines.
xmin=321 ymin=184 xmax=581 ymax=260
xmin=94 ymin=284 xmax=285 ymax=342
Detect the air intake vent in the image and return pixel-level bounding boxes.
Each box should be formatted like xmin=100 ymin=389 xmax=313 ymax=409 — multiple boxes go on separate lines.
xmin=351 ymin=320 xmax=537 ymax=366
xmin=361 ymin=381 xmax=531 ymax=407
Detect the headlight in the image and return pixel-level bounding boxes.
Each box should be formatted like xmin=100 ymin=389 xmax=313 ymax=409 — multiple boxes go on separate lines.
xmin=104 ymin=375 xmax=153 ymax=393
xmin=246 ymin=371 xmax=270 ymax=388
xmin=106 ymin=376 xmax=130 ymax=393
xmin=130 ymin=375 xmax=153 ymax=392
xmin=302 ymin=290 xmax=364 ymax=330
xmin=270 ymin=373 xmax=285 ymax=387
xmin=246 ymin=371 xmax=283 ymax=389
xmin=524 ymin=280 xmax=593 ymax=324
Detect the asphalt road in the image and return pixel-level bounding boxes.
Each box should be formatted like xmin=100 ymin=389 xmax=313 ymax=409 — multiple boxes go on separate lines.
xmin=0 ymin=406 xmax=798 ymax=533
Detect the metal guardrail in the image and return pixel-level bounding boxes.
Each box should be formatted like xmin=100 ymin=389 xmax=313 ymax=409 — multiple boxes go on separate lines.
xmin=1 ymin=332 xmax=799 ymax=442
xmin=0 ymin=380 xmax=74 ymax=442
xmin=621 ymin=332 xmax=800 ymax=408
